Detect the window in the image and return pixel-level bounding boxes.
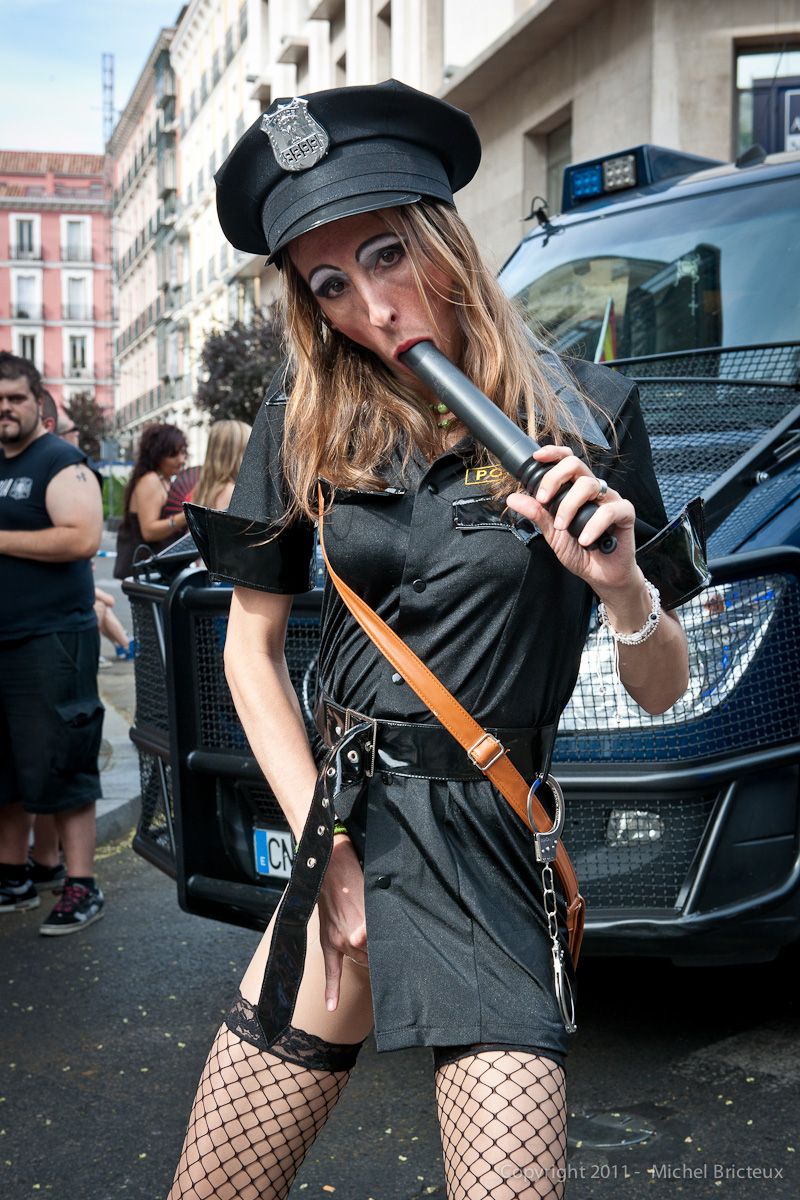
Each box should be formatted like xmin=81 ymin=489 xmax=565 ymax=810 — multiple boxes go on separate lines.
xmin=15 ymin=219 xmax=35 ymax=258
xmin=67 ymin=277 xmax=87 ymax=320
xmin=69 ymin=336 xmax=87 ymax=372
xmin=64 ymin=220 xmax=90 ymax=261
xmin=501 ymin=176 xmax=800 ymax=357
xmin=546 ymin=122 xmax=572 ymax=213
xmin=735 ymin=46 xmax=800 ymax=155
xmin=376 ymin=3 xmax=392 ymax=81
xmin=15 ymin=275 xmax=37 ymax=319
xmin=20 ymin=334 xmax=36 ymax=361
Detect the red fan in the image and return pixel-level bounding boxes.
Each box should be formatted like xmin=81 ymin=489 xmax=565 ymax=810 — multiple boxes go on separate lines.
xmin=163 ymin=466 xmax=201 ymax=516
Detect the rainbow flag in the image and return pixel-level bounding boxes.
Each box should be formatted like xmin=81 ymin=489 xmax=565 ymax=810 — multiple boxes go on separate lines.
xmin=595 ymin=296 xmax=617 ymax=364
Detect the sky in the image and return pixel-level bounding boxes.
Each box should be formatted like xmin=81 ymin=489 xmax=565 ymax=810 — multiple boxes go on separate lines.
xmin=0 ymin=0 xmax=183 ymax=156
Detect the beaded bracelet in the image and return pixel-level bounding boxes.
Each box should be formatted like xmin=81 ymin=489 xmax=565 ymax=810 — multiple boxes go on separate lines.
xmin=598 ymin=580 xmax=662 ymax=645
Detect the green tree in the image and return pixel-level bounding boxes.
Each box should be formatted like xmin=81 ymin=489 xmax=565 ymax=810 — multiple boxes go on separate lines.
xmin=195 ymin=317 xmax=284 ymax=424
xmin=65 ymin=391 xmax=106 ymax=460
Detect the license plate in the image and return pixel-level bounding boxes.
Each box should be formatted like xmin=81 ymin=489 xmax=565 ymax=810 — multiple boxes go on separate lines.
xmin=253 ymin=828 xmax=295 ymax=880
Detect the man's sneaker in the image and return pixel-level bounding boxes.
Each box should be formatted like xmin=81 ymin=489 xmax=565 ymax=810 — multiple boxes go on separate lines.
xmin=39 ymin=880 xmax=104 ymax=936
xmin=27 ymin=856 xmax=67 ymax=892
xmin=0 ymin=877 xmax=40 ymax=913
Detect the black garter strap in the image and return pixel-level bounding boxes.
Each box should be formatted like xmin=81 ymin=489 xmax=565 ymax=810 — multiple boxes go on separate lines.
xmin=255 ymin=720 xmax=373 ymax=1045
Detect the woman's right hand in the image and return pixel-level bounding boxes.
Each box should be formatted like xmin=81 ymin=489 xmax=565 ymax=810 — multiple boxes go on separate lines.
xmin=317 ymin=834 xmax=369 ymax=1012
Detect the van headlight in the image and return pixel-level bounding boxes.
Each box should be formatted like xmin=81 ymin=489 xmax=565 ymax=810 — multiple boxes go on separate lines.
xmin=561 ymin=576 xmax=784 ymax=731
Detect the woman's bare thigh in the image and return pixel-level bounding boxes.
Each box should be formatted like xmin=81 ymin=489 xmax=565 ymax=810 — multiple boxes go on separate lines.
xmin=239 ymin=905 xmax=374 ymax=1045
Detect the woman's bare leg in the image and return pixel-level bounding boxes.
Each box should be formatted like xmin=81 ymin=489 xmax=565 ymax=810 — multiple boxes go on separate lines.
xmin=168 ymin=907 xmax=373 ymax=1200
xmin=435 ymin=1049 xmax=568 ymax=1199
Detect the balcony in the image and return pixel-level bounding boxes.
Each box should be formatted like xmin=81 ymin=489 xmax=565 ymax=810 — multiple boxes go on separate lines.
xmin=13 ymin=304 xmax=43 ymax=321
xmin=308 ymin=0 xmax=345 ymax=16
xmin=67 ymin=365 xmax=90 ymax=379
xmin=10 ymin=245 xmax=42 ymax=261
xmin=277 ymin=35 xmax=309 ymax=65
xmin=247 ymin=72 xmax=271 ymax=105
xmin=63 ymin=303 xmax=94 ymax=321
xmin=63 ymin=244 xmax=93 ymax=263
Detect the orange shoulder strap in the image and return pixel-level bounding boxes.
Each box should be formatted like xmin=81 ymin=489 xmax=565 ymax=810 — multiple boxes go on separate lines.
xmin=316 ymin=485 xmax=585 ymax=962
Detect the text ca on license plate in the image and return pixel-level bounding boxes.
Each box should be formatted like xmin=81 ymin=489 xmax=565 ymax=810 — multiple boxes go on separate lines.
xmin=253 ymin=828 xmax=295 ymax=880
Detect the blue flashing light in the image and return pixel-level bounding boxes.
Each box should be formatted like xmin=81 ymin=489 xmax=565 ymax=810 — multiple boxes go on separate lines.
xmin=570 ymin=163 xmax=603 ymax=199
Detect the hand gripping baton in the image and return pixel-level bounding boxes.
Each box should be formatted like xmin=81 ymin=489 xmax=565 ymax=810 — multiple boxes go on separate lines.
xmin=398 ymin=340 xmax=617 ymax=554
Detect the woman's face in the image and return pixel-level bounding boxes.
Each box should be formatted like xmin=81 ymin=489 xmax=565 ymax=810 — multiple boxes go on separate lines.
xmin=288 ymin=210 xmax=462 ymax=389
xmin=158 ymin=444 xmax=186 ymax=477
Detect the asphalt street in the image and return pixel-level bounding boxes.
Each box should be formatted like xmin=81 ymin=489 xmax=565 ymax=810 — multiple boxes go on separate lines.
xmin=3 ymin=840 xmax=799 ymax=1200
xmin=1 ymin=535 xmax=798 ymax=1199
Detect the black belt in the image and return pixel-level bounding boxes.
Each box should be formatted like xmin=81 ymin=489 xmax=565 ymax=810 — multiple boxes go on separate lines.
xmin=255 ymin=699 xmax=556 ymax=1047
xmin=315 ymin=693 xmax=554 ymax=783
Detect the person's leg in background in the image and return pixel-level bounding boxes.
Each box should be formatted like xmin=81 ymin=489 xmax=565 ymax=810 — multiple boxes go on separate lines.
xmin=0 ymin=631 xmax=105 ymax=935
xmin=94 ymin=588 xmax=133 ymax=657
xmin=29 ymin=813 xmax=66 ymax=890
xmin=0 ymin=802 xmax=39 ymax=913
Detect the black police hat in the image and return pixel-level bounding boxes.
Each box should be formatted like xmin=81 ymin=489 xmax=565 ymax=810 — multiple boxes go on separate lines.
xmin=215 ymin=79 xmax=481 ymax=263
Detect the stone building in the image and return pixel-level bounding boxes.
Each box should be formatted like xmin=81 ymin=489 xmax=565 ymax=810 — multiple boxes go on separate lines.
xmin=112 ymin=0 xmax=800 ymax=452
xmin=442 ymin=0 xmax=800 ymax=268
xmin=0 ymin=151 xmax=113 ymax=414
xmin=111 ymin=25 xmax=181 ymax=457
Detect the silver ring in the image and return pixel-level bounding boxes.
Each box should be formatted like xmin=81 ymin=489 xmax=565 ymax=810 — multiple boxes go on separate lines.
xmin=595 ymin=478 xmax=608 ymax=501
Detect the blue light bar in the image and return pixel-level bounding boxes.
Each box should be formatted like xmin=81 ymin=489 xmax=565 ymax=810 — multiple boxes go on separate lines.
xmin=560 ymin=144 xmax=725 ymax=213
xmin=570 ymin=163 xmax=603 ymax=199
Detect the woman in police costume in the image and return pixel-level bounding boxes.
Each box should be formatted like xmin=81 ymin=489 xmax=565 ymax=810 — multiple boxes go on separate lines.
xmin=170 ymin=81 xmax=693 ymax=1200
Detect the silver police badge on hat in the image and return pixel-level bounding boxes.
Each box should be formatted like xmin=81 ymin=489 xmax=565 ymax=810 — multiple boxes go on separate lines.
xmin=260 ymin=98 xmax=330 ymax=172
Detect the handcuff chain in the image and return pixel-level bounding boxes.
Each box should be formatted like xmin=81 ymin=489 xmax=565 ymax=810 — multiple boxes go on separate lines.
xmin=541 ymin=862 xmax=577 ymax=1035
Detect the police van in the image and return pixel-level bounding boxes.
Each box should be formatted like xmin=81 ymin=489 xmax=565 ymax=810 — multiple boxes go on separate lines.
xmin=129 ymin=143 xmax=800 ymax=966
xmin=497 ymin=143 xmax=800 ymax=963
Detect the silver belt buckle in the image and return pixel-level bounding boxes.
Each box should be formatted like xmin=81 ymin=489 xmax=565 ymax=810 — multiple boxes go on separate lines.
xmin=344 ymin=706 xmax=377 ymax=777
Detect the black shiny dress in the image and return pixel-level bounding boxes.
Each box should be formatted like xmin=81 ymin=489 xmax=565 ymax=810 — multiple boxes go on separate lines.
xmin=218 ymin=357 xmax=669 ymax=1061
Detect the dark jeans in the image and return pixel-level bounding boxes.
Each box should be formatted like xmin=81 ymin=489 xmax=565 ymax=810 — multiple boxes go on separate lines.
xmin=0 ymin=628 xmax=104 ymax=813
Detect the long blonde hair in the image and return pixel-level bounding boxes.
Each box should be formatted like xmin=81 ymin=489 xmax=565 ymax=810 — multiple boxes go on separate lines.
xmin=279 ymin=200 xmax=583 ymax=522
xmin=193 ymin=419 xmax=251 ymax=508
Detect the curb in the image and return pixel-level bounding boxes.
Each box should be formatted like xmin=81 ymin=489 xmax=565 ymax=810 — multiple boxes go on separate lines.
xmin=97 ymin=700 xmax=141 ymax=845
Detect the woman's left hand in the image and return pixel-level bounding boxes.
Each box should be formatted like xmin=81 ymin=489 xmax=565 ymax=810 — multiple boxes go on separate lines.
xmin=506 ymin=445 xmax=639 ymax=595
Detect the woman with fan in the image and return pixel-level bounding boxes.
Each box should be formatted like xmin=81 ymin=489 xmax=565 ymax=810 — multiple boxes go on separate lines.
xmin=113 ymin=423 xmax=188 ymax=578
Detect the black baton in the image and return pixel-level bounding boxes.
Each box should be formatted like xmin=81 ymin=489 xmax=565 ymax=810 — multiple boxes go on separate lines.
xmin=398 ymin=340 xmax=617 ymax=554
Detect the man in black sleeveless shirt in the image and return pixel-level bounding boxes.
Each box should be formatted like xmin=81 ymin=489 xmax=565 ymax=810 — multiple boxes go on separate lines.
xmin=0 ymin=352 xmax=106 ymax=934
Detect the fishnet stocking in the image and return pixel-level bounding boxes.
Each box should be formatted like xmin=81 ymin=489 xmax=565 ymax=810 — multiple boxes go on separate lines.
xmin=168 ymin=1024 xmax=351 ymax=1200
xmin=435 ymin=1050 xmax=567 ymax=1199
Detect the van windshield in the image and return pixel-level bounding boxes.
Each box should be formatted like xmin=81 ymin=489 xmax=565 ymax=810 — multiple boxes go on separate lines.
xmin=499 ymin=176 xmax=800 ymax=359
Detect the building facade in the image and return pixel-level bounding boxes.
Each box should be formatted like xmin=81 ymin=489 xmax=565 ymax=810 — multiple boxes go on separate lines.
xmin=441 ymin=0 xmax=800 ymax=267
xmin=0 ymin=152 xmax=113 ymax=413
xmin=111 ymin=0 xmax=800 ymax=453
xmin=110 ymin=26 xmax=182 ymax=459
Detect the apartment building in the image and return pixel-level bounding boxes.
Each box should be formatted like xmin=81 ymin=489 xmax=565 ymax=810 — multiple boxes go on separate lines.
xmin=111 ymin=26 xmax=182 ymax=458
xmin=0 ymin=152 xmax=113 ymax=413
